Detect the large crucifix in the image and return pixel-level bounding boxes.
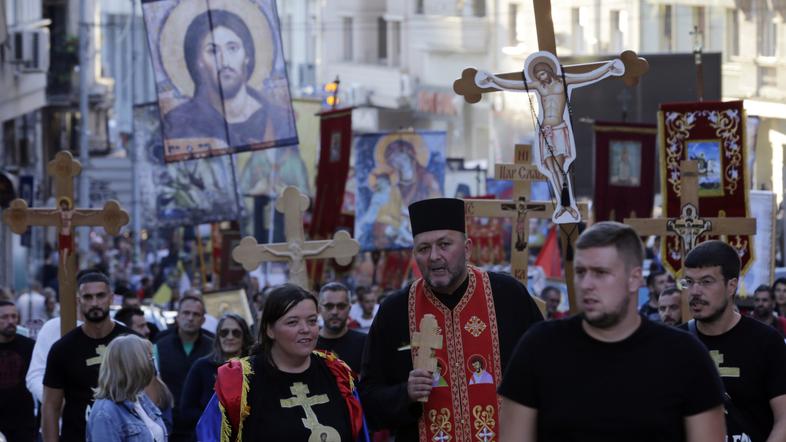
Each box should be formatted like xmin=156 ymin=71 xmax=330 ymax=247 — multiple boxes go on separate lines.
xmin=453 ymin=2 xmax=648 ymax=225
xmin=1 ymin=151 xmax=130 ymax=336
xmin=624 ymin=160 xmax=756 ymax=319
xmin=232 ymin=186 xmax=360 ymax=290
xmin=464 ymin=145 xmax=586 ymax=314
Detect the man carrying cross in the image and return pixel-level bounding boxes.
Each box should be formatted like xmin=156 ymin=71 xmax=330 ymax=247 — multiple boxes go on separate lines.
xmin=360 ymin=198 xmax=543 ymax=442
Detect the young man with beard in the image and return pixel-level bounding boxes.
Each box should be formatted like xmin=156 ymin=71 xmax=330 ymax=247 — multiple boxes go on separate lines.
xmin=316 ymin=282 xmax=367 ymax=373
xmin=360 ymin=198 xmax=543 ymax=442
xmin=42 ymin=272 xmax=134 ymax=442
xmin=751 ymin=284 xmax=786 ymax=337
xmin=498 ymin=222 xmax=725 ymax=441
xmin=682 ymin=240 xmax=786 ymax=441
xmin=640 ymin=269 xmax=671 ymax=321
xmin=657 ymin=286 xmax=683 ymax=326
xmin=0 ymin=301 xmax=36 ymax=441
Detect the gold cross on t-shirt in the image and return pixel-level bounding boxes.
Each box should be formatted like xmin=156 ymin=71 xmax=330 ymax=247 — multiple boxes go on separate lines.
xmin=710 ymin=350 xmax=740 ymax=378
xmin=85 ymin=345 xmax=108 ymax=367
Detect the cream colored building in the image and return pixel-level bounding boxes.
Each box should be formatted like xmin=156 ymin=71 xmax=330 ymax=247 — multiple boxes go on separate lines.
xmin=0 ymin=0 xmax=49 ymax=289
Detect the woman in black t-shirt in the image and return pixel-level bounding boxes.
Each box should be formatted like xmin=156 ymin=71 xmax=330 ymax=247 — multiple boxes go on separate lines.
xmin=197 ymin=284 xmax=369 ymax=442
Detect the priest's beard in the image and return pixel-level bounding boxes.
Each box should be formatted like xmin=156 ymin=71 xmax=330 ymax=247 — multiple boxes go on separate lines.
xmin=582 ymin=295 xmax=629 ymax=329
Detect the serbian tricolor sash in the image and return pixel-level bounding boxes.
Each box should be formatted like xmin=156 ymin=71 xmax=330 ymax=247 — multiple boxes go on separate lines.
xmin=409 ymin=266 xmax=502 ymax=442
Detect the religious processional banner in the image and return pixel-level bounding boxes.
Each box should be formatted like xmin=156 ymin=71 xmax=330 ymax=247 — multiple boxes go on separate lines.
xmin=306 ymin=108 xmax=353 ymax=283
xmin=354 ymin=131 xmax=446 ymax=251
xmin=135 ymin=104 xmax=240 ymax=228
xmin=142 ymin=0 xmax=298 ymax=161
xmin=593 ymin=121 xmax=657 ymax=222
xmin=309 ymin=108 xmax=353 ymax=241
xmin=465 ymin=195 xmax=507 ymax=266
xmin=659 ymin=101 xmax=752 ymax=275
xmin=741 ymin=190 xmax=776 ymax=295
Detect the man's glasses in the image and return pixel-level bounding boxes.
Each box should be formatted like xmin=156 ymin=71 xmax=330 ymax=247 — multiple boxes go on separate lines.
xmin=219 ymin=328 xmax=242 ymax=338
xmin=321 ymin=302 xmax=349 ymax=311
xmin=677 ymin=277 xmax=724 ymax=290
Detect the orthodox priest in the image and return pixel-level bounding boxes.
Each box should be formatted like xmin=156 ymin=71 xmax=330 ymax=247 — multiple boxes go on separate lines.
xmin=359 ymin=198 xmax=543 ymax=442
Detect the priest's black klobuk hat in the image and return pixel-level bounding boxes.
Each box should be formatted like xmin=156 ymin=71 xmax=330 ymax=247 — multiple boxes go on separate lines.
xmin=408 ymin=198 xmax=465 ymax=236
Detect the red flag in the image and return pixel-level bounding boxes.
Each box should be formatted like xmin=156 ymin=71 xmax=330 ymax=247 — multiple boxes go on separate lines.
xmin=535 ymin=225 xmax=562 ymax=279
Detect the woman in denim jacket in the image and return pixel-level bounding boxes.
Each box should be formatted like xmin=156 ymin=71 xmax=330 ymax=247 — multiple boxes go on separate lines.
xmin=87 ymin=335 xmax=167 ymax=441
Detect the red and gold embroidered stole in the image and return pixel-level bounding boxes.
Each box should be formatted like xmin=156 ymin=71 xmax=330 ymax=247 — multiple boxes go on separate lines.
xmin=408 ymin=266 xmax=502 ymax=442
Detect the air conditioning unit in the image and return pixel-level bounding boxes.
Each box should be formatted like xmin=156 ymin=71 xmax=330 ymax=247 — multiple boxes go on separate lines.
xmin=8 ymin=28 xmax=49 ymax=73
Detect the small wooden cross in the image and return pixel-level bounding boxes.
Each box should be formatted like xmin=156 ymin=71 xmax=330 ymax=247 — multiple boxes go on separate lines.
xmin=624 ymin=160 xmax=756 ymax=319
xmin=232 ymin=186 xmax=360 ymax=290
xmin=1 ymin=151 xmax=129 ymax=336
xmin=464 ymin=145 xmax=586 ymax=314
xmin=411 ymin=313 xmax=443 ymax=402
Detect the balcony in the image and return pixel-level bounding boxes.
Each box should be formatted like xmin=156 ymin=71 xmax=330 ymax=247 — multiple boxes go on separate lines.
xmin=409 ymin=15 xmax=489 ymax=54
xmin=325 ymin=62 xmax=412 ymax=109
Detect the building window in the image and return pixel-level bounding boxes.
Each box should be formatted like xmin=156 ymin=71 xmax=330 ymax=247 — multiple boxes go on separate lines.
xmin=378 ymin=17 xmax=388 ymax=63
xmin=759 ymin=14 xmax=779 ymax=57
xmin=416 ymin=0 xmax=424 ymax=14
xmin=726 ymin=9 xmax=740 ymax=57
xmin=609 ymin=10 xmax=627 ymax=53
xmin=508 ymin=3 xmax=520 ymax=45
xmin=572 ymin=7 xmax=587 ymax=54
xmin=661 ymin=4 xmax=673 ymax=52
xmin=472 ymin=0 xmax=486 ymax=17
xmin=342 ymin=17 xmax=353 ymax=61
xmin=391 ymin=21 xmax=401 ymax=66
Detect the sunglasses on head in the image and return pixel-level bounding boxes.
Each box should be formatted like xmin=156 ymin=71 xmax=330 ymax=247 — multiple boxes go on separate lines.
xmin=219 ymin=328 xmax=242 ymax=338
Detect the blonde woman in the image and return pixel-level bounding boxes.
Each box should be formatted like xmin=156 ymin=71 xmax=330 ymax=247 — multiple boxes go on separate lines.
xmin=87 ymin=335 xmax=167 ymax=442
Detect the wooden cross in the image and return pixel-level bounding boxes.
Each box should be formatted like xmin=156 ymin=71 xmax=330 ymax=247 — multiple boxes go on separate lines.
xmin=464 ymin=145 xmax=586 ymax=314
xmin=1 ymin=151 xmax=129 ymax=336
xmin=232 ymin=186 xmax=360 ymax=290
xmin=411 ymin=313 xmax=442 ymax=402
xmin=624 ymin=160 xmax=756 ymax=319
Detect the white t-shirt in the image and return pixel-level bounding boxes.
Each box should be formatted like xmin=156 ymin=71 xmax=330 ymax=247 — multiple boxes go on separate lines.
xmin=133 ymin=399 xmax=165 ymax=442
xmin=26 ymin=317 xmax=84 ymax=403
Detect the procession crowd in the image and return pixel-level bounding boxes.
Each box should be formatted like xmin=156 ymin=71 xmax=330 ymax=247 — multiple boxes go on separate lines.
xmin=0 ymin=198 xmax=785 ymax=442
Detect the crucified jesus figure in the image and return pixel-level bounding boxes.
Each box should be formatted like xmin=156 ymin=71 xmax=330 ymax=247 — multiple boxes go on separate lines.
xmin=55 ymin=197 xmax=75 ymax=275
xmin=262 ymin=240 xmax=334 ymax=287
xmin=475 ymin=51 xmax=625 ymax=223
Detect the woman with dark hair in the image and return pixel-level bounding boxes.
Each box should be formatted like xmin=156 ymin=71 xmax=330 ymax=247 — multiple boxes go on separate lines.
xmin=774 ymin=278 xmax=786 ymax=315
xmin=180 ymin=314 xmax=252 ymax=430
xmin=197 ymin=284 xmax=369 ymax=442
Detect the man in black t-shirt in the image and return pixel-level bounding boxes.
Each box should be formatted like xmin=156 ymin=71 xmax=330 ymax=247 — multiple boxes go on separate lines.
xmin=682 ymin=240 xmax=786 ymax=441
xmin=0 ymin=300 xmax=36 ymax=441
xmin=316 ymin=282 xmax=366 ymax=374
xmin=498 ymin=222 xmax=725 ymax=441
xmin=41 ymin=272 xmax=134 ymax=442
